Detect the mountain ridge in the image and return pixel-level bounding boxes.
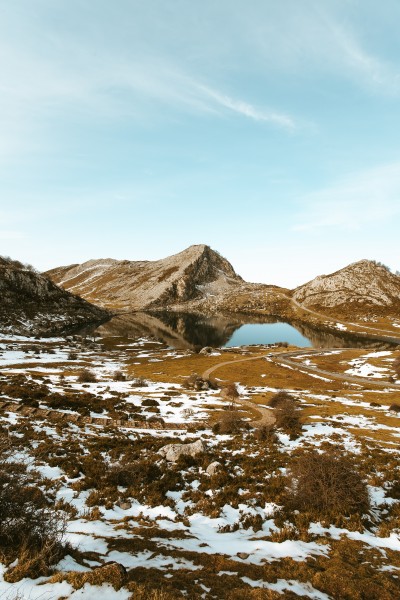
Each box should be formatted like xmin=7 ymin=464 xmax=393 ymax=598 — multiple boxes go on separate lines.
xmin=45 ymin=244 xmax=243 ymax=311
xmin=0 ymin=257 xmax=110 ymax=336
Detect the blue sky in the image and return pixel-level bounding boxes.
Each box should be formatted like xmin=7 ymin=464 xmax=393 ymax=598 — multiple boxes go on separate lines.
xmin=1 ymin=0 xmax=400 ymax=287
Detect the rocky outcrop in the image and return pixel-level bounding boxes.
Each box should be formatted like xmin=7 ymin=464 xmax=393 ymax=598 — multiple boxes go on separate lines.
xmin=158 ymin=439 xmax=205 ymax=462
xmin=0 ymin=256 xmax=110 ymax=336
xmin=45 ymin=245 xmax=243 ymax=311
xmin=293 ymin=260 xmax=400 ymax=317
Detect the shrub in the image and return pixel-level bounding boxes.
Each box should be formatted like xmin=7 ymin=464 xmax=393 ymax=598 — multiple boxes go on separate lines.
xmin=286 ymin=449 xmax=370 ymax=521
xmin=268 ymin=391 xmax=295 ymax=408
xmin=0 ymin=460 xmax=67 ymax=581
xmin=77 ymin=369 xmax=97 ymax=383
xmin=213 ymin=410 xmax=244 ymax=434
xmin=113 ymin=370 xmax=126 ymax=381
xmin=389 ymin=403 xmax=400 ymax=413
xmin=131 ymin=377 xmax=148 ymax=387
xmin=274 ymin=397 xmax=302 ymax=439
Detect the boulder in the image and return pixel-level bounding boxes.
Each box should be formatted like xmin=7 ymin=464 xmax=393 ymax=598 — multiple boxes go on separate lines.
xmin=199 ymin=346 xmax=213 ymax=355
xmin=206 ymin=461 xmax=222 ymax=476
xmin=158 ymin=439 xmax=205 ymax=462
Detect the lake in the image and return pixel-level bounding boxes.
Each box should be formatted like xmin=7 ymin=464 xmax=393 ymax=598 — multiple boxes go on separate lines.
xmin=84 ymin=311 xmax=393 ymax=350
xmin=224 ymin=322 xmax=310 ymax=347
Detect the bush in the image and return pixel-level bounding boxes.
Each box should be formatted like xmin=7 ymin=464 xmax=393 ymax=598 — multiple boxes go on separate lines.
xmin=113 ymin=370 xmax=126 ymax=381
xmin=268 ymin=391 xmax=295 ymax=408
xmin=0 ymin=461 xmax=67 ymax=581
xmin=213 ymin=410 xmax=244 ymax=434
xmin=286 ymin=450 xmax=370 ymax=521
xmin=77 ymin=369 xmax=97 ymax=383
xmin=274 ymin=397 xmax=302 ymax=439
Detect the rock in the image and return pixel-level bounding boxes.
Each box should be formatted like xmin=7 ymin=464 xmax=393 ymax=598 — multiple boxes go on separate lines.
xmin=158 ymin=439 xmax=205 ymax=462
xmin=199 ymin=346 xmax=213 ymax=355
xmin=206 ymin=461 xmax=221 ymax=476
xmin=117 ymin=500 xmax=132 ymax=510
xmin=237 ymin=552 xmax=250 ymax=560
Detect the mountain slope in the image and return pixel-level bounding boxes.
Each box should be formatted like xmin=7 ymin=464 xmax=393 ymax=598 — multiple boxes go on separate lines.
xmin=293 ymin=260 xmax=400 ymax=317
xmin=45 ymin=245 xmax=243 ymax=311
xmin=0 ymin=257 xmax=110 ymax=336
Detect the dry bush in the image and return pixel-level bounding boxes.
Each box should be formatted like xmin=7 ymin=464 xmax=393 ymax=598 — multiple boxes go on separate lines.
xmin=267 ymin=390 xmax=295 ymax=408
xmin=389 ymin=403 xmax=400 ymax=413
xmin=286 ymin=449 xmax=370 ymax=521
xmin=50 ymin=561 xmax=127 ymax=590
xmin=131 ymin=377 xmax=148 ymax=387
xmin=77 ymin=369 xmax=97 ymax=383
xmin=274 ymin=397 xmax=302 ymax=439
xmin=0 ymin=460 xmax=67 ymax=581
xmin=113 ymin=370 xmax=126 ymax=381
xmin=213 ymin=410 xmax=245 ymax=434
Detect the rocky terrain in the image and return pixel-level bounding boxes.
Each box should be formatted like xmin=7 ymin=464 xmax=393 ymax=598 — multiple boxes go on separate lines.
xmin=0 ymin=256 xmax=110 ymax=336
xmin=46 ymin=244 xmax=243 ymax=311
xmin=46 ymin=248 xmax=400 ymax=326
xmin=293 ymin=260 xmax=400 ymax=318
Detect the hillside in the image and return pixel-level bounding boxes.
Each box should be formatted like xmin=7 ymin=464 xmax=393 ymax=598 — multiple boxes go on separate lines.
xmin=293 ymin=260 xmax=400 ymax=318
xmin=0 ymin=257 xmax=110 ymax=336
xmin=45 ymin=245 xmax=243 ymax=311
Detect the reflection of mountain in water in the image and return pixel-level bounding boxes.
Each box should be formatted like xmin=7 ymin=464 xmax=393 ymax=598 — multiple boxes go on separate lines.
xmin=80 ymin=311 xmax=396 ymax=350
xmin=294 ymin=321 xmax=397 ymax=350
xmin=86 ymin=311 xmax=239 ymax=349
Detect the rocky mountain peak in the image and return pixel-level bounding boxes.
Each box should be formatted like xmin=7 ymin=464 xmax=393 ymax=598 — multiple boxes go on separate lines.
xmin=45 ymin=245 xmax=242 ymax=311
xmin=293 ymin=259 xmax=400 ymax=316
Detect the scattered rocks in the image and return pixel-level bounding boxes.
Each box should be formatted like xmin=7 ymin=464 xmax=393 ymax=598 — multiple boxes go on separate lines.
xmin=158 ymin=439 xmax=205 ymax=462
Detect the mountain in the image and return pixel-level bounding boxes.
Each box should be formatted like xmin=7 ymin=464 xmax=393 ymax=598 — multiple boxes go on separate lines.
xmin=45 ymin=245 xmax=243 ymax=311
xmin=0 ymin=256 xmax=110 ymax=336
xmin=293 ymin=260 xmax=400 ymax=317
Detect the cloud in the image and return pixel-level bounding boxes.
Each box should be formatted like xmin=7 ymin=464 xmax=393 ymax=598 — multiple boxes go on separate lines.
xmin=293 ymin=162 xmax=400 ymax=232
xmin=195 ymin=84 xmax=296 ymax=129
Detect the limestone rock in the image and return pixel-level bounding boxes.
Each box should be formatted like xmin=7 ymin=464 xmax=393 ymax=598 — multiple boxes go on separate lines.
xmin=206 ymin=461 xmax=222 ymax=476
xmin=158 ymin=439 xmax=205 ymax=462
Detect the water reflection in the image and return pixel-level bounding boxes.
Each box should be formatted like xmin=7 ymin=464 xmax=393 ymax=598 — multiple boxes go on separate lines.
xmin=81 ymin=311 xmax=396 ymax=350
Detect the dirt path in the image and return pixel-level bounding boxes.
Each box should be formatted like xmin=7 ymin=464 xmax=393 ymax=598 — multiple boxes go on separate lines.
xmin=202 ymin=348 xmax=400 ymax=401
xmin=270 ymin=349 xmax=400 ymax=389
xmin=203 ymin=356 xmax=276 ymax=427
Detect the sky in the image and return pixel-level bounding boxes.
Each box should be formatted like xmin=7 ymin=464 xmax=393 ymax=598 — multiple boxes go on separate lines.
xmin=1 ymin=0 xmax=400 ymax=288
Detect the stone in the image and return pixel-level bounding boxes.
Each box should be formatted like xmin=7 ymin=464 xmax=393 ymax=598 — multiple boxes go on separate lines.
xmin=199 ymin=346 xmax=213 ymax=355
xmin=237 ymin=552 xmax=250 ymax=560
xmin=117 ymin=500 xmax=132 ymax=510
xmin=206 ymin=461 xmax=222 ymax=476
xmin=158 ymin=439 xmax=205 ymax=462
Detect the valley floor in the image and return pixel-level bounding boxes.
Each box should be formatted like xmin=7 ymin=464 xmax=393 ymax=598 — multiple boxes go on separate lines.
xmin=0 ymin=333 xmax=400 ymax=599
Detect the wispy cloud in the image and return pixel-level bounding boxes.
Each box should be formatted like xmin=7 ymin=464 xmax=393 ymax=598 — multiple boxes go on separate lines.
xmin=195 ymin=84 xmax=296 ymax=129
xmin=293 ymin=162 xmax=400 ymax=232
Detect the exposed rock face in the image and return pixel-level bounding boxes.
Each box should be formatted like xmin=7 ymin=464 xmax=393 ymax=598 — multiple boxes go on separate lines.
xmin=0 ymin=257 xmax=110 ymax=336
xmin=45 ymin=245 xmax=243 ymax=311
xmin=293 ymin=260 xmax=400 ymax=317
xmin=158 ymin=439 xmax=205 ymax=462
